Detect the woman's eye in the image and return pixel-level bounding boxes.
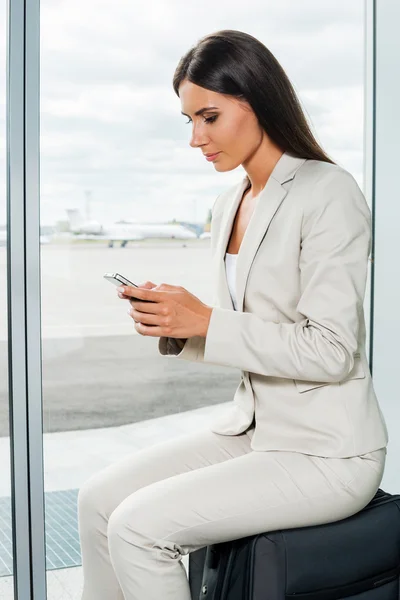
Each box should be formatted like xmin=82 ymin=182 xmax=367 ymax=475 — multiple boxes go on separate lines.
xmin=185 ymin=115 xmax=218 ymax=124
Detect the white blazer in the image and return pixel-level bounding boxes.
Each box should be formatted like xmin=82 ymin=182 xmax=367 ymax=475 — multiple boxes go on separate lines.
xmin=159 ymin=151 xmax=389 ymax=458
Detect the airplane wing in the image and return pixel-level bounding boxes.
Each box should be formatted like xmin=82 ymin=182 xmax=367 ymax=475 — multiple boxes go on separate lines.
xmin=73 ymin=233 xmax=145 ymax=241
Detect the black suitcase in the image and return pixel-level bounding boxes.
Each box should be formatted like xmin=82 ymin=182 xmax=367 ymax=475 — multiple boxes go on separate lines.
xmin=188 ymin=488 xmax=400 ymax=600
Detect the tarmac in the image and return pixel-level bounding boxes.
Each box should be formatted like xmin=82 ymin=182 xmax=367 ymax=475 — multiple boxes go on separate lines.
xmin=0 ymin=240 xmax=238 ymax=437
xmin=0 ymin=334 xmax=240 ymax=437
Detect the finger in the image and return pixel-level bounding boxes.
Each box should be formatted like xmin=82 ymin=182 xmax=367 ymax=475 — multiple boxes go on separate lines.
xmin=153 ymin=282 xmax=178 ymax=291
xmin=117 ymin=281 xmax=157 ymax=299
xmin=128 ymin=299 xmax=164 ymax=312
xmin=117 ymin=291 xmax=130 ymax=299
xmin=116 ymin=285 xmax=145 ymax=299
xmin=129 ymin=307 xmax=164 ymax=326
xmin=119 ymin=285 xmax=163 ymax=302
xmin=117 ymin=290 xmax=142 ymax=300
xmin=138 ymin=281 xmax=157 ymax=289
xmin=134 ymin=322 xmax=163 ymax=337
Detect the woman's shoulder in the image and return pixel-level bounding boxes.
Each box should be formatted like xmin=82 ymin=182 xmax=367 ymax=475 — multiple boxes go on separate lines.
xmin=298 ymin=158 xmax=359 ymax=189
xmin=297 ymin=159 xmax=370 ymax=224
xmin=293 ymin=157 xmax=365 ymax=203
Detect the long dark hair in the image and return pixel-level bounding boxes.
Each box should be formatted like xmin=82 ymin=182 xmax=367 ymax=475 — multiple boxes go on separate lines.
xmin=173 ymin=30 xmax=336 ymax=165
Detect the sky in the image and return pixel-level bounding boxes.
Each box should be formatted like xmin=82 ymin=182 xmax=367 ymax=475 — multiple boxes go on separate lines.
xmin=0 ymin=0 xmax=365 ymax=227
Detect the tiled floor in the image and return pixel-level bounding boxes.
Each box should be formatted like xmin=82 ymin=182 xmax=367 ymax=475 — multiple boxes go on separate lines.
xmin=0 ymin=490 xmax=81 ymax=577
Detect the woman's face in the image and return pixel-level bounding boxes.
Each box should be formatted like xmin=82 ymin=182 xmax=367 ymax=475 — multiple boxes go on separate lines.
xmin=179 ymin=79 xmax=265 ymax=172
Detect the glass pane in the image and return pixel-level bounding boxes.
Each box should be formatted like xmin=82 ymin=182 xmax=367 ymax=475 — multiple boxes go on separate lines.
xmin=0 ymin=0 xmax=15 ymax=597
xmin=40 ymin=2 xmax=366 ymax=598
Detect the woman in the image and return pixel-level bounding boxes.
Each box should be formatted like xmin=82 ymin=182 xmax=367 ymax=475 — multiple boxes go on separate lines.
xmin=78 ymin=30 xmax=388 ymax=600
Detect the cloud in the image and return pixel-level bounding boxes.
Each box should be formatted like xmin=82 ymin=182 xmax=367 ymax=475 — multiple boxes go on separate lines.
xmin=0 ymin=0 xmax=365 ymax=225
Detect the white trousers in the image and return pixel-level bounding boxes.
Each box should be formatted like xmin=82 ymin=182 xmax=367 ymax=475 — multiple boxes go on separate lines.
xmin=77 ymin=425 xmax=386 ymax=600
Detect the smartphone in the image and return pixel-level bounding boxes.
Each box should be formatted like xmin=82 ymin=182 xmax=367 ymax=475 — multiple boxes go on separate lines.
xmin=103 ymin=272 xmax=154 ymax=302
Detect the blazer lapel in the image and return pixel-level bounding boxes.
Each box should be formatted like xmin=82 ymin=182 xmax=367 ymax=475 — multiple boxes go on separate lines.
xmin=215 ymin=151 xmax=307 ymax=312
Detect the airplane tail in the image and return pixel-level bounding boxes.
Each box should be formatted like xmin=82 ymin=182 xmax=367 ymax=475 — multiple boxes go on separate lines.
xmin=66 ymin=209 xmax=83 ymax=233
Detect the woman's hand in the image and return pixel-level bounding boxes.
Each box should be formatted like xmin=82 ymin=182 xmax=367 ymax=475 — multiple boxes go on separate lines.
xmin=116 ymin=281 xmax=213 ymax=338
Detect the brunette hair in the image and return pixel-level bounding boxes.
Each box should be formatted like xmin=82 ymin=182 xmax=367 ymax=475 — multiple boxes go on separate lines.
xmin=173 ymin=29 xmax=335 ymax=164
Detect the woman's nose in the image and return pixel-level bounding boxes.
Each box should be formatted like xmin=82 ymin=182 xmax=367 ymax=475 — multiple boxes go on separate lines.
xmin=189 ymin=126 xmax=208 ymax=149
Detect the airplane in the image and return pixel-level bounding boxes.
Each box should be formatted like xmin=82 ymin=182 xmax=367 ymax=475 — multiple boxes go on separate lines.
xmin=66 ymin=209 xmax=198 ymax=248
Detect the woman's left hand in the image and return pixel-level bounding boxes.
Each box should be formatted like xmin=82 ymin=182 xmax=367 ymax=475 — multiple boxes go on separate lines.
xmin=117 ymin=283 xmax=213 ymax=338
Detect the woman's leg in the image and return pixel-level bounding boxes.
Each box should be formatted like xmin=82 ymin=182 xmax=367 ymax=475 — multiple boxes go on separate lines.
xmin=77 ymin=426 xmax=254 ymax=600
xmin=106 ymin=447 xmax=386 ymax=600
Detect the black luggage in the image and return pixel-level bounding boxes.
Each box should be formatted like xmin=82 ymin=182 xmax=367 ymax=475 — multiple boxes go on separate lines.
xmin=188 ymin=488 xmax=400 ymax=599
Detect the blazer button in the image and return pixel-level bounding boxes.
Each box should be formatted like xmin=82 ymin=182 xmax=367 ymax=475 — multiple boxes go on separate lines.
xmin=202 ymin=584 xmax=208 ymax=594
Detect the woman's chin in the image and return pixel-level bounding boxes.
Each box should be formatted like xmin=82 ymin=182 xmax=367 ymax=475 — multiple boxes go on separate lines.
xmin=212 ymin=158 xmax=238 ymax=172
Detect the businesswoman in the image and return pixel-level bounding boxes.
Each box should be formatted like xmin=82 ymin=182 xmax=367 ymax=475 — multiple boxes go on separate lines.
xmin=78 ymin=29 xmax=388 ymax=600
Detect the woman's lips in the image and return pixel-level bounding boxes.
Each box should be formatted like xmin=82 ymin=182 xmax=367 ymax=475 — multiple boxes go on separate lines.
xmin=205 ymin=152 xmax=221 ymax=161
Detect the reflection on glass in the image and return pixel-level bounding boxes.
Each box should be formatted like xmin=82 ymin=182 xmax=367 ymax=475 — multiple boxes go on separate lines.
xmin=39 ymin=1 xmax=365 ymax=597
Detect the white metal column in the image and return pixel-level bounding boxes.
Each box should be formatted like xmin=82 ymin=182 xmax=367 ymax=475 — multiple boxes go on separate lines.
xmin=6 ymin=0 xmax=46 ymax=597
xmin=365 ymin=0 xmax=400 ymax=492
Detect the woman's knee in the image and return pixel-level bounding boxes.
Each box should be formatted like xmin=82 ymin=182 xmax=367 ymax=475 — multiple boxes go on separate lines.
xmin=107 ymin=503 xmax=125 ymax=543
xmin=77 ymin=471 xmax=112 ymax=525
xmin=107 ymin=500 xmax=140 ymax=559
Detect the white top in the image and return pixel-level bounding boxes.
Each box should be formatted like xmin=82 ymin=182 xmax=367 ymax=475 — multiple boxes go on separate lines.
xmin=225 ymin=252 xmax=238 ymax=310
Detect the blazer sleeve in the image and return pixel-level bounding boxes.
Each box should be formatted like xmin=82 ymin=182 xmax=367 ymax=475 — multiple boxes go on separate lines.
xmin=158 ymin=335 xmax=206 ymax=361
xmin=202 ymin=170 xmax=371 ymax=382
